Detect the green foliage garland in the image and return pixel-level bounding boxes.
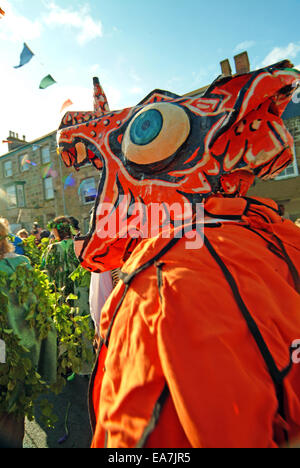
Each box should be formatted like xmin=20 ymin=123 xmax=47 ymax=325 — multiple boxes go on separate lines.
xmin=0 ymin=257 xmax=94 ymax=427
xmin=22 ymin=235 xmax=50 ymax=268
xmin=0 ymin=266 xmax=55 ymax=425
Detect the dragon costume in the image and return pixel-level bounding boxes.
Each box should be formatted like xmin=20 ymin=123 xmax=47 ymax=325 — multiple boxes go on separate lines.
xmin=57 ymin=60 xmax=300 ymax=448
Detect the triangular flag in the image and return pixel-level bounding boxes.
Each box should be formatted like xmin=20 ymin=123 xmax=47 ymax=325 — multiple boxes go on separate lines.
xmin=39 ymin=74 xmax=56 ymax=89
xmin=60 ymin=99 xmax=73 ymax=113
xmin=0 ymin=7 xmax=5 ymax=16
xmin=14 ymin=43 xmax=34 ymax=69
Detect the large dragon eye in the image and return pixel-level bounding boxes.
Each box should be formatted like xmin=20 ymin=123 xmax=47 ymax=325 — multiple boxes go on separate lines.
xmin=122 ymin=102 xmax=190 ymax=165
xmin=130 ymin=109 xmax=163 ymax=145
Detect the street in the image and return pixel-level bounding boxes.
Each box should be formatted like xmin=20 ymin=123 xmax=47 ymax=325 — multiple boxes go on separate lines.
xmin=23 ymin=375 xmax=92 ymax=448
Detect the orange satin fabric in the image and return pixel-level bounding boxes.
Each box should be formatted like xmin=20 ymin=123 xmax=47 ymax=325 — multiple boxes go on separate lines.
xmin=90 ymin=196 xmax=300 ymax=448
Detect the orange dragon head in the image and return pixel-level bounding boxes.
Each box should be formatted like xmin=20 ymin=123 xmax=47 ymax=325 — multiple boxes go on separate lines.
xmin=57 ymin=60 xmax=300 ymax=272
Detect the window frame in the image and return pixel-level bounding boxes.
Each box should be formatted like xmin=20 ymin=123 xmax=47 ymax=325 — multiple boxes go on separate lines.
xmin=6 ymin=184 xmax=17 ymax=208
xmin=5 ymin=183 xmax=26 ymax=208
xmin=41 ymin=145 xmax=51 ymax=165
xmin=19 ymin=153 xmax=30 ymax=172
xmin=3 ymin=160 xmax=13 ymax=178
xmin=43 ymin=176 xmax=55 ymax=200
xmin=16 ymin=184 xmax=25 ymax=208
xmin=79 ymin=177 xmax=97 ymax=205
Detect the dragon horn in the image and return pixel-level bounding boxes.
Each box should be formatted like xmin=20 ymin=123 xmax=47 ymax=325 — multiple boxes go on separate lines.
xmin=93 ymin=77 xmax=110 ymax=114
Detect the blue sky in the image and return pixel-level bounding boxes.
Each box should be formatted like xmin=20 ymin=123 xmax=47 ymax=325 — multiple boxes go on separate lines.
xmin=0 ymin=0 xmax=299 ymax=155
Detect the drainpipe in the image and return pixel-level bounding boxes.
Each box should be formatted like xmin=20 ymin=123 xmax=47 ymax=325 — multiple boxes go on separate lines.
xmin=58 ymin=152 xmax=67 ymax=216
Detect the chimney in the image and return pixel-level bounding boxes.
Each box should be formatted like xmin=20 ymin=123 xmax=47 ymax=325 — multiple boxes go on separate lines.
xmin=7 ymin=131 xmax=28 ymax=151
xmin=220 ymin=59 xmax=232 ymax=76
xmin=234 ymin=51 xmax=250 ymax=75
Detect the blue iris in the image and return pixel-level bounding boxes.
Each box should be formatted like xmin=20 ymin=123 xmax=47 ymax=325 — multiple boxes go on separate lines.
xmin=130 ymin=109 xmax=163 ymax=146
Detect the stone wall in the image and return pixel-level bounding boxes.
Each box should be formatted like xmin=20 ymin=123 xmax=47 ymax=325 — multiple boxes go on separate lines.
xmin=248 ymin=116 xmax=300 ymax=220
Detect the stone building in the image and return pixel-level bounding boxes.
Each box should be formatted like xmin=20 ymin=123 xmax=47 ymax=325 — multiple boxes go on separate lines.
xmin=0 ymin=130 xmax=100 ymax=234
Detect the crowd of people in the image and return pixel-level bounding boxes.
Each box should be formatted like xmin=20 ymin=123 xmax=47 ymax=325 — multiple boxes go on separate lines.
xmin=0 ymin=213 xmax=119 ymax=448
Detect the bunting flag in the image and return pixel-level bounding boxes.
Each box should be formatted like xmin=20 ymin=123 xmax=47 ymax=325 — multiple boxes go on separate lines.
xmin=0 ymin=7 xmax=5 ymax=17
xmin=39 ymin=74 xmax=56 ymax=89
xmin=60 ymin=99 xmax=73 ymax=113
xmin=14 ymin=43 xmax=34 ymax=68
xmin=13 ymin=41 xmax=58 ymax=92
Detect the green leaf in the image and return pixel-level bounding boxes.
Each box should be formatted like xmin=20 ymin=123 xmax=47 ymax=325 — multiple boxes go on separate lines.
xmin=66 ymin=293 xmax=78 ymax=301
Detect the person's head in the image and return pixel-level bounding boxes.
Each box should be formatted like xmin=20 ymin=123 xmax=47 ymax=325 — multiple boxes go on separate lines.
xmin=16 ymin=229 xmax=29 ymax=239
xmin=47 ymin=216 xmax=72 ymax=241
xmin=69 ymin=216 xmax=80 ymax=234
xmin=40 ymin=230 xmax=50 ymax=240
xmin=1 ymin=218 xmax=9 ymax=230
xmin=0 ymin=217 xmax=14 ymax=259
xmin=278 ymin=204 xmax=285 ymax=216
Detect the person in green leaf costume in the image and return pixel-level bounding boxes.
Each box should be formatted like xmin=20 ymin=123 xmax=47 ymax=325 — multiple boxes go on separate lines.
xmin=42 ymin=216 xmax=91 ymax=315
xmin=0 ymin=217 xmax=57 ymax=448
xmin=42 ymin=216 xmax=79 ymax=298
xmin=42 ymin=216 xmax=93 ymax=375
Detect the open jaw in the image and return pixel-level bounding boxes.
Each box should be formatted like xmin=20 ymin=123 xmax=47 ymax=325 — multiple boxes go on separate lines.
xmin=58 ymin=136 xmax=104 ymax=171
xmin=58 ymin=134 xmax=123 ymax=271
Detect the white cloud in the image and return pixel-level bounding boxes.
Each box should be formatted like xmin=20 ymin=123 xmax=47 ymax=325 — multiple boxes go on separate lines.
xmin=89 ymin=64 xmax=101 ymax=74
xmin=234 ymin=40 xmax=256 ymax=53
xmin=262 ymin=42 xmax=300 ymax=67
xmin=129 ymin=86 xmax=144 ymax=95
xmin=0 ymin=1 xmax=103 ymax=46
xmin=0 ymin=59 xmax=126 ymax=156
xmin=129 ymin=69 xmax=142 ymax=83
xmin=0 ymin=57 xmax=97 ymax=155
xmin=0 ymin=0 xmax=43 ymax=42
xmin=43 ymin=2 xmax=103 ymax=45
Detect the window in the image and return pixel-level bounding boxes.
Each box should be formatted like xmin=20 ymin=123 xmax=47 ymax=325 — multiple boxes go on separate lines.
xmin=44 ymin=177 xmax=54 ymax=200
xmin=19 ymin=154 xmax=30 ymax=172
xmin=275 ymin=148 xmax=299 ymax=180
xmin=6 ymin=185 xmax=17 ymax=207
xmin=4 ymin=160 xmax=12 ymax=177
xmin=16 ymin=184 xmax=25 ymax=207
xmin=79 ymin=178 xmax=97 ymax=204
xmin=41 ymin=145 xmax=51 ymax=164
xmin=6 ymin=183 xmax=26 ymax=208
